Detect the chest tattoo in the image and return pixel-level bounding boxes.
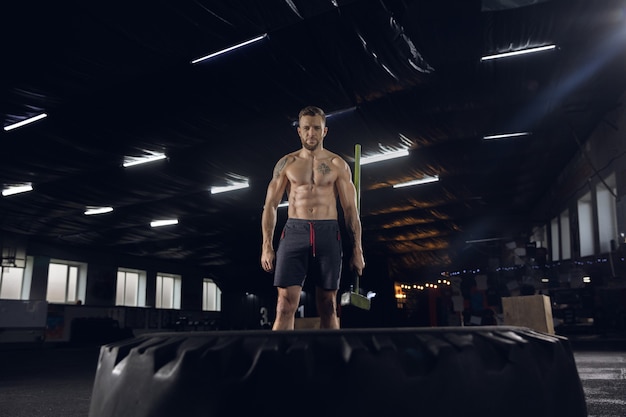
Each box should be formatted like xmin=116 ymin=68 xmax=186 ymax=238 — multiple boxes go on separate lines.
xmin=308 ymin=161 xmax=332 ymax=190
xmin=317 ymin=162 xmax=331 ymax=175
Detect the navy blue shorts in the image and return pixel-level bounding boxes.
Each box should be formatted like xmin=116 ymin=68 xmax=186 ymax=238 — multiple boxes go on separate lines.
xmin=273 ymin=219 xmax=343 ymax=290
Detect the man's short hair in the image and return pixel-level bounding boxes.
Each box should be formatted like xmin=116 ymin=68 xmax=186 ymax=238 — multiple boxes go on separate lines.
xmin=298 ymin=106 xmax=326 ymax=124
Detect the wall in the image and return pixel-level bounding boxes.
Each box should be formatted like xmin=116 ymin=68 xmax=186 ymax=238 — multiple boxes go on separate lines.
xmin=0 ymin=238 xmax=223 ymax=344
xmin=527 ymin=93 xmax=626 ymax=334
xmin=534 ymin=94 xmax=626 ymax=256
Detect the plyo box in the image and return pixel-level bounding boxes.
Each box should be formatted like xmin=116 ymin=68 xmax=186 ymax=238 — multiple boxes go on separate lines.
xmin=501 ymin=294 xmax=555 ymax=334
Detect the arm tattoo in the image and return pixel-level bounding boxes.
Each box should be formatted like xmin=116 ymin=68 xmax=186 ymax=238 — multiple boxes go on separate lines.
xmin=273 ymin=157 xmax=289 ymax=178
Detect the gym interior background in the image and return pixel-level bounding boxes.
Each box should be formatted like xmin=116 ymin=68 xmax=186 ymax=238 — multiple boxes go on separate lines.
xmin=2 ymin=0 xmax=626 ymax=344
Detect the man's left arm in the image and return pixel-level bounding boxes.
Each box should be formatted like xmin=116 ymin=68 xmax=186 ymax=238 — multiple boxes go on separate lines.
xmin=334 ymin=158 xmax=365 ymax=275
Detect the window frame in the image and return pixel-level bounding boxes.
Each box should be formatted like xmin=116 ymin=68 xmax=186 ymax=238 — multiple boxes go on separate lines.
xmin=155 ymin=273 xmax=182 ymax=310
xmin=116 ymin=268 xmax=147 ymax=307
xmin=202 ymin=278 xmax=222 ymax=311
xmin=46 ymin=259 xmax=87 ymax=304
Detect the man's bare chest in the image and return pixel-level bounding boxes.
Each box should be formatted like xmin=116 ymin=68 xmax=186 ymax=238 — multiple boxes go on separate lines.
xmin=286 ymin=159 xmax=337 ymax=187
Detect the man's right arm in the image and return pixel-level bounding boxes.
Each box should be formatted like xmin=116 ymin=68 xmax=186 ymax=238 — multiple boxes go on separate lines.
xmin=261 ymin=156 xmax=290 ymax=272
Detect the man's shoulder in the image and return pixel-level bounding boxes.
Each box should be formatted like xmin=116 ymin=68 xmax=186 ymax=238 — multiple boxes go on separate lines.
xmin=272 ymin=153 xmax=299 ymax=177
xmin=276 ymin=152 xmax=298 ymax=164
xmin=327 ymin=152 xmax=348 ymax=166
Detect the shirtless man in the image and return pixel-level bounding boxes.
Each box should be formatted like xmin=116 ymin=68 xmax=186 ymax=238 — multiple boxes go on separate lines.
xmin=261 ymin=106 xmax=365 ymax=330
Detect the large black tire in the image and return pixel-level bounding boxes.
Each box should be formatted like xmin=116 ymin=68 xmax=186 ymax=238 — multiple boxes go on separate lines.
xmin=88 ymin=326 xmax=587 ymax=417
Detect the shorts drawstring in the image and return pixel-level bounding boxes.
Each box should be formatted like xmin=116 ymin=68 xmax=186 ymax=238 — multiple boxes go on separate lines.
xmin=308 ymin=222 xmax=316 ymax=257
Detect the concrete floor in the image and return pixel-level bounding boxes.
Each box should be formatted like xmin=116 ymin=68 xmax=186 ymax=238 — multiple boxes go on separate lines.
xmin=573 ymin=348 xmax=626 ymax=417
xmin=0 ymin=345 xmax=99 ymax=417
xmin=0 ymin=337 xmax=624 ymax=417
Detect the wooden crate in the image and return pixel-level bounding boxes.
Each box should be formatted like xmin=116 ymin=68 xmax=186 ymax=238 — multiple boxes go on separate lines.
xmin=501 ymin=294 xmax=555 ymax=334
xmin=294 ymin=317 xmax=341 ymax=329
xmin=294 ymin=317 xmax=321 ymax=329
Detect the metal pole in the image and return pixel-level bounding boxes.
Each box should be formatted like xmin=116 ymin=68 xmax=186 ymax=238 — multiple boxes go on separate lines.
xmin=354 ymin=144 xmax=361 ymax=213
xmin=354 ymin=144 xmax=361 ymax=291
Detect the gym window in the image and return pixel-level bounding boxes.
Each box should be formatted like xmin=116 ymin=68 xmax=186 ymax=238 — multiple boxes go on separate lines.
xmin=0 ymin=247 xmax=31 ymax=300
xmin=116 ymin=268 xmax=147 ymax=307
xmin=47 ymin=260 xmax=87 ymax=304
xmin=559 ymin=209 xmax=571 ymax=260
xmin=202 ymin=279 xmax=221 ymax=311
xmin=550 ymin=217 xmax=560 ymax=261
xmin=577 ymin=192 xmax=594 ymax=258
xmin=0 ymin=265 xmax=26 ymax=299
xmin=597 ymin=173 xmax=618 ymax=253
xmin=156 ymin=273 xmax=181 ymax=309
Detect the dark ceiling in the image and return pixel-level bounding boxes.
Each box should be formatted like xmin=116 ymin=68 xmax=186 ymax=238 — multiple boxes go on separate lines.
xmin=2 ymin=0 xmax=626 ymax=289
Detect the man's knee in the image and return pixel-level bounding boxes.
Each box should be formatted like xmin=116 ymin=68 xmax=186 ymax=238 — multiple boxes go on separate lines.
xmin=276 ymin=290 xmax=300 ymax=316
xmin=276 ymin=300 xmax=297 ymax=316
xmin=316 ymin=292 xmax=337 ymax=317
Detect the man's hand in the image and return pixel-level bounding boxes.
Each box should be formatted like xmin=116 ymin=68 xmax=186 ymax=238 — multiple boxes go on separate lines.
xmin=261 ymin=248 xmax=275 ymax=273
xmin=351 ymin=250 xmax=365 ymax=276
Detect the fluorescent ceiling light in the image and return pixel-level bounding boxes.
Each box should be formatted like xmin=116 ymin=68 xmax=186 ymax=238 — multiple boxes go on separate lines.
xmin=191 ymin=34 xmax=267 ymax=64
xmin=211 ymin=181 xmax=249 ymax=195
xmin=278 ymin=201 xmax=289 ymax=208
xmin=2 ymin=183 xmax=33 ymax=196
xmin=326 ymin=106 xmax=357 ymax=120
xmin=150 ymin=219 xmax=178 ymax=228
xmin=123 ymin=152 xmax=166 ymax=167
xmin=360 ymin=149 xmax=409 ymax=165
xmin=481 ymin=44 xmax=556 ymax=61
xmin=84 ymin=206 xmax=113 ymax=215
xmin=393 ymin=175 xmax=439 ymax=189
xmin=465 ymin=237 xmax=503 ymax=244
xmin=293 ymin=106 xmax=356 ymax=127
xmin=4 ymin=113 xmax=48 ymax=131
xmin=483 ymin=132 xmax=531 ymax=140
